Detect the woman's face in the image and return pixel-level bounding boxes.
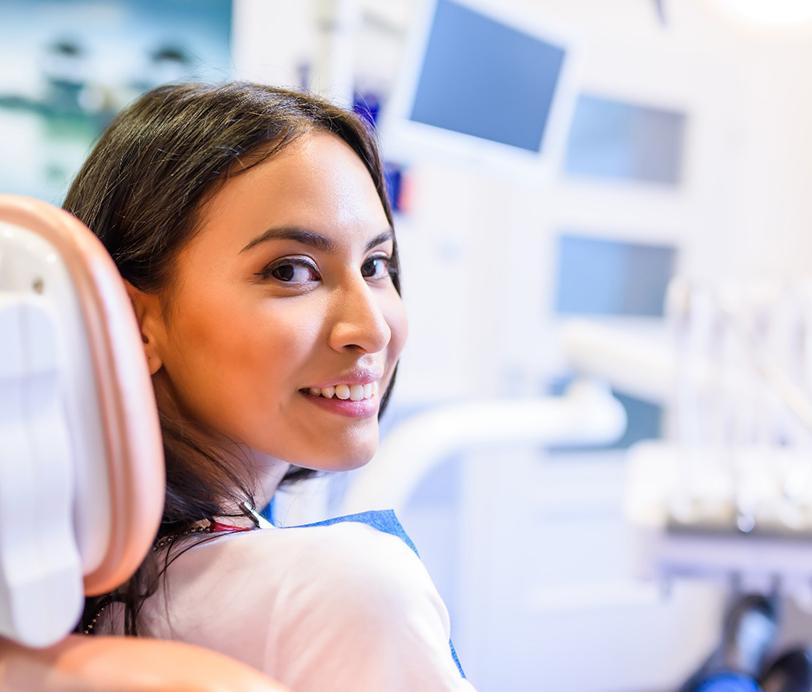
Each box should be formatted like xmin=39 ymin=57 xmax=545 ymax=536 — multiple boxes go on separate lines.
xmin=145 ymin=131 xmax=408 ymax=471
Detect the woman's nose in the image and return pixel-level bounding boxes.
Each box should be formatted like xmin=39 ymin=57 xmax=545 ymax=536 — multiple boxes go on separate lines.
xmin=328 ymin=276 xmax=391 ymax=354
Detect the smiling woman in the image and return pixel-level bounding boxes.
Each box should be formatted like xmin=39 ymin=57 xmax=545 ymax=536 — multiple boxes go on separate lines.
xmin=63 ymin=82 xmax=474 ymax=690
xmin=133 ymin=129 xmax=406 ymax=478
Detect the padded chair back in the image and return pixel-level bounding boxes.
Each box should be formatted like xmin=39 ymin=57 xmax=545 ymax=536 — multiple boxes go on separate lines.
xmin=0 ymin=195 xmax=286 ymax=691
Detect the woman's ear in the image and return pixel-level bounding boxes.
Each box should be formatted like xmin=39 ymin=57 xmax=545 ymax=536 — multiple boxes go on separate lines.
xmin=124 ymin=280 xmax=165 ymax=376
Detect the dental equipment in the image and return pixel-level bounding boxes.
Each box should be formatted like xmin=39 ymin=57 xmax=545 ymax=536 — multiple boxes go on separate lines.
xmin=341 ymin=378 xmax=626 ymax=515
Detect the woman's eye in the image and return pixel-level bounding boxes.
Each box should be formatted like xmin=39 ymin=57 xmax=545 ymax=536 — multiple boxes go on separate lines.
xmin=362 ymin=256 xmax=394 ymax=280
xmin=258 ymin=259 xmax=320 ymax=284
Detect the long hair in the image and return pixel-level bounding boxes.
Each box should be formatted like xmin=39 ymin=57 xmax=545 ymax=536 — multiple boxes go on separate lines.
xmin=64 ymin=81 xmax=402 ymax=635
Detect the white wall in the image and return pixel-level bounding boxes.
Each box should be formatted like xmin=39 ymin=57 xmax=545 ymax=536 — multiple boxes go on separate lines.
xmin=230 ymin=2 xmax=812 ymax=689
xmin=390 ymin=4 xmax=812 ymax=690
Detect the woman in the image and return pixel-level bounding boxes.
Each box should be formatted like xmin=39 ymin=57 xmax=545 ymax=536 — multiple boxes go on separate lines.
xmin=66 ymin=82 xmax=474 ymax=691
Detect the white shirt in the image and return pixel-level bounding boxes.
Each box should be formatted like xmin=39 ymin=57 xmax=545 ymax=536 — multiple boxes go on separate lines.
xmin=99 ymin=519 xmax=476 ymax=691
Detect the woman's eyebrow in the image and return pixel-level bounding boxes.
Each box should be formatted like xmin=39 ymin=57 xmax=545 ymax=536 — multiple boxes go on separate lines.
xmin=240 ymin=226 xmax=394 ymax=254
xmin=363 ymin=229 xmax=395 ymax=252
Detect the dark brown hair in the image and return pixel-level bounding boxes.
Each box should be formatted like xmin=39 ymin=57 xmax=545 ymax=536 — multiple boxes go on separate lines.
xmin=64 ymin=81 xmax=401 ymax=635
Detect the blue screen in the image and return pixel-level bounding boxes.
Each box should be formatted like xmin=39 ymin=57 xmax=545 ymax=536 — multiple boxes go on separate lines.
xmin=409 ymin=0 xmax=566 ymax=153
xmin=564 ymin=94 xmax=687 ymax=185
xmin=555 ymin=233 xmax=676 ymax=317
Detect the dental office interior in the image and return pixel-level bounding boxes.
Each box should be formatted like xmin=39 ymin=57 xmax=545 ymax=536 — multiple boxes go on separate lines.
xmin=3 ymin=0 xmax=812 ymax=690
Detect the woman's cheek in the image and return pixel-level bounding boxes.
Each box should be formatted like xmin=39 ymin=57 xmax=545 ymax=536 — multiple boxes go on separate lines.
xmin=247 ymin=308 xmax=322 ymax=386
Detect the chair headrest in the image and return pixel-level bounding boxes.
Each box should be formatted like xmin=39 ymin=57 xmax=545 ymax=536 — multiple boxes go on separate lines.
xmin=0 ymin=195 xmax=164 ymax=647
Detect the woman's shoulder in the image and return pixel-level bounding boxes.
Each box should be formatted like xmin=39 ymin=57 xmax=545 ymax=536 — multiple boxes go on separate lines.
xmin=157 ymin=518 xmax=434 ymax=601
xmin=145 ymin=519 xmax=450 ymax=646
xmin=133 ymin=520 xmax=470 ymax=690
xmin=195 ymin=519 xmax=440 ymax=607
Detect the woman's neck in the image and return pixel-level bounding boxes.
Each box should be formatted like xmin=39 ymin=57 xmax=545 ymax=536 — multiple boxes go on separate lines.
xmin=251 ymin=454 xmax=291 ymax=511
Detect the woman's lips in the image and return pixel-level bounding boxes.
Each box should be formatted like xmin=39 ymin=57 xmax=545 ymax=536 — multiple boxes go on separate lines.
xmin=299 ymin=389 xmax=378 ymax=418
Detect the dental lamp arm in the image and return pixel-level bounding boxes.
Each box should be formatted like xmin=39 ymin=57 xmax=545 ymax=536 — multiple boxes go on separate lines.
xmin=340 ymin=380 xmax=626 ymax=515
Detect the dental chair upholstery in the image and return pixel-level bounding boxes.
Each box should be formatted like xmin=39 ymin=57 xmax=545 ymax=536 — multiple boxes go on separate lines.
xmin=0 ymin=195 xmax=286 ymax=691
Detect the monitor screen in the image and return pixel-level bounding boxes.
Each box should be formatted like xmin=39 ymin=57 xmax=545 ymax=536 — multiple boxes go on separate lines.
xmin=554 ymin=233 xmax=677 ymax=317
xmin=408 ymin=0 xmax=567 ymax=153
xmin=564 ymin=94 xmax=687 ymax=185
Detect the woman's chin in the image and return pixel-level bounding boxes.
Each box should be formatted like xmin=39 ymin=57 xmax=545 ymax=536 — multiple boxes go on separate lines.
xmin=313 ymin=451 xmax=375 ymax=472
xmin=273 ymin=441 xmax=378 ymax=472
xmin=342 ymin=453 xmax=375 ymax=471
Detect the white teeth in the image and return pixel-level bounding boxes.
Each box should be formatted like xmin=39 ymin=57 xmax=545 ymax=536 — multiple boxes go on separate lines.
xmin=306 ymin=381 xmax=379 ymax=401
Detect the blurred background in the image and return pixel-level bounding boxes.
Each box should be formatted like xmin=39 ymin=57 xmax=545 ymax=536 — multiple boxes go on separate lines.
xmin=4 ymin=1 xmax=812 ymax=689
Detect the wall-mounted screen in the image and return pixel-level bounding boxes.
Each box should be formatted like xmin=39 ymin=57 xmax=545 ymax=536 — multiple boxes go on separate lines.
xmin=409 ymin=0 xmax=566 ymax=152
xmin=379 ymin=0 xmax=576 ymax=168
xmin=563 ymin=94 xmax=687 ymax=185
xmin=554 ymin=233 xmax=677 ymax=317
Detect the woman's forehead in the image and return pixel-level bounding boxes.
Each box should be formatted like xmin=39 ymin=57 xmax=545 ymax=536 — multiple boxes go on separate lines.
xmin=187 ymin=132 xmax=390 ymax=258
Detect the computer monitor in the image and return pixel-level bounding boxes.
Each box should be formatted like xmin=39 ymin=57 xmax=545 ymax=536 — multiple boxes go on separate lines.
xmin=554 ymin=232 xmax=678 ymax=317
xmin=378 ymin=0 xmax=578 ymax=171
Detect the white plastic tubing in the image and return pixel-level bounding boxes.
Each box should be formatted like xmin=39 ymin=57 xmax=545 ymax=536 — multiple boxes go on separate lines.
xmin=341 ymin=379 xmax=627 ymax=515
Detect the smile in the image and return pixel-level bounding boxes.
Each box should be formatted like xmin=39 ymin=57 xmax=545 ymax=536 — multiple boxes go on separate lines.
xmin=299 ymin=385 xmax=379 ymax=419
xmin=301 ymin=381 xmax=379 ymax=401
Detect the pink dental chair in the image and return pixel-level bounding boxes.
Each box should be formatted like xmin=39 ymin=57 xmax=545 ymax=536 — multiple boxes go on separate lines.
xmin=0 ymin=195 xmax=287 ymax=691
